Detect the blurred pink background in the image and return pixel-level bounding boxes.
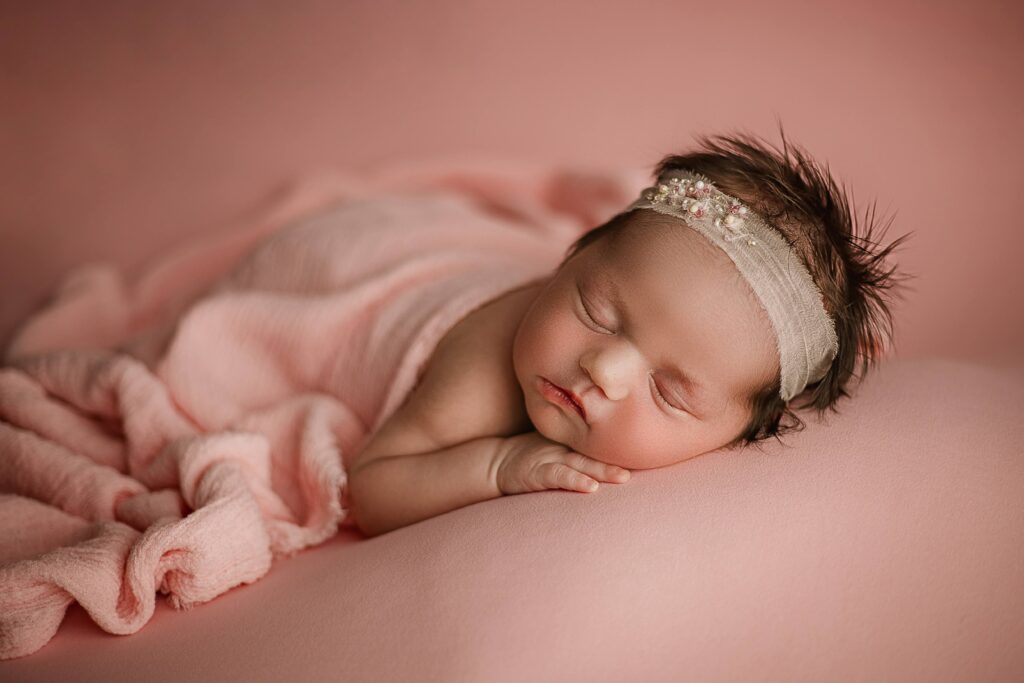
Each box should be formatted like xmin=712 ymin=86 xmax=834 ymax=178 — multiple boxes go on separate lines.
xmin=1 ymin=1 xmax=1022 ymax=362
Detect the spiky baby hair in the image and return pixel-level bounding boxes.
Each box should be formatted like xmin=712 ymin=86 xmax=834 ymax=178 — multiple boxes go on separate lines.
xmin=564 ymin=123 xmax=915 ymax=448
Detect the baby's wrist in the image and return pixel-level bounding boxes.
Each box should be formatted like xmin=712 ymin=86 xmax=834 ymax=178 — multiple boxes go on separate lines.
xmin=488 ymin=437 xmax=510 ymax=496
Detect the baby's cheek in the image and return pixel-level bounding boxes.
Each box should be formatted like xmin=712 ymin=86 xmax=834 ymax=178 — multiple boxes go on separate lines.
xmin=585 ymin=405 xmax=644 ymax=460
xmin=589 ymin=412 xmax=686 ymax=469
xmin=520 ymin=306 xmax=581 ymax=369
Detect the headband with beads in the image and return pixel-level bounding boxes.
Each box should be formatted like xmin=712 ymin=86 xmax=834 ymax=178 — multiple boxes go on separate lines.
xmin=623 ymin=170 xmax=838 ymax=402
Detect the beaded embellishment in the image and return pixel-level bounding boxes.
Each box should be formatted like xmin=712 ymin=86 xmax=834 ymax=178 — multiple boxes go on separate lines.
xmin=642 ymin=175 xmax=757 ymax=245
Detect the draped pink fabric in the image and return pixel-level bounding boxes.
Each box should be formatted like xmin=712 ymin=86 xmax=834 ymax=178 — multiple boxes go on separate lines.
xmin=0 ymin=161 xmax=645 ymax=659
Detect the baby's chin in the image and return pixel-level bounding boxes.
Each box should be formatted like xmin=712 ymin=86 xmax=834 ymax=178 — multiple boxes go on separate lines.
xmin=522 ymin=398 xmax=580 ymax=450
xmin=531 ymin=413 xmax=609 ymax=461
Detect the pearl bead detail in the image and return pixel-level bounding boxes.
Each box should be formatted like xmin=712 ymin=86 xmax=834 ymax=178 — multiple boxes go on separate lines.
xmin=636 ymin=172 xmax=760 ymax=246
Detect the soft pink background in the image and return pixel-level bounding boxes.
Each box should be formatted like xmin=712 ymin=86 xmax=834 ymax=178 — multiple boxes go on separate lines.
xmin=1 ymin=1 xmax=1022 ymax=680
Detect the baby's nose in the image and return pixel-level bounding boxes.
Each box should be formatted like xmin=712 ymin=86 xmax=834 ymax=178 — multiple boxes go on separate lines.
xmin=580 ymin=344 xmax=643 ymax=401
xmin=601 ymin=380 xmax=629 ymax=402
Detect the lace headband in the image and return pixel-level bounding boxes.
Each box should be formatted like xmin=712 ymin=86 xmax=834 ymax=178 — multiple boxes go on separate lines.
xmin=623 ymin=170 xmax=838 ymax=402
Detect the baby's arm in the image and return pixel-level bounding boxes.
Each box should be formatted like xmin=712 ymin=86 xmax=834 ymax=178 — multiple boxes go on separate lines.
xmin=348 ymin=423 xmax=629 ymax=537
xmin=346 ymin=358 xmax=510 ymax=537
xmin=347 ymin=434 xmax=505 ymax=538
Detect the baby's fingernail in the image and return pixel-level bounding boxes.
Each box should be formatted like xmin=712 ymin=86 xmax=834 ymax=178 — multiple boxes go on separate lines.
xmin=587 ymin=481 xmax=599 ymax=491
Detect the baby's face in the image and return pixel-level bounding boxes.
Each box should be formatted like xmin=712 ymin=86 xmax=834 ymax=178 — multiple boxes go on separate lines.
xmin=512 ymin=211 xmax=780 ymax=470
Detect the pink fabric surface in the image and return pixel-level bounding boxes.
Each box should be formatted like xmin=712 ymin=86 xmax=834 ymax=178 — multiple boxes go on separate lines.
xmin=0 ymin=162 xmax=643 ymax=660
xmin=1 ymin=356 xmax=1021 ymax=681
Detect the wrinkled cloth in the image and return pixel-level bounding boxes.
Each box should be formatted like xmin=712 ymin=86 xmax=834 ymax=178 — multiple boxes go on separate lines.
xmin=0 ymin=160 xmax=647 ymax=659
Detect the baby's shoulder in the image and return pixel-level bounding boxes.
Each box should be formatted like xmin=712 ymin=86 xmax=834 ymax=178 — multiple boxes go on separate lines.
xmin=355 ymin=281 xmax=543 ymax=464
xmin=409 ymin=282 xmax=545 ymax=445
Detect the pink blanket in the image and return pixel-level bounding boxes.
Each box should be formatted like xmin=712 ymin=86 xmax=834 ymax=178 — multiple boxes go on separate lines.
xmin=0 ymin=161 xmax=646 ymax=659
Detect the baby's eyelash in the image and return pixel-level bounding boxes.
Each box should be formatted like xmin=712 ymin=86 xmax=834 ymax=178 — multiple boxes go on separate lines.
xmin=578 ymin=291 xmax=614 ymax=334
xmin=650 ymin=374 xmax=687 ymax=414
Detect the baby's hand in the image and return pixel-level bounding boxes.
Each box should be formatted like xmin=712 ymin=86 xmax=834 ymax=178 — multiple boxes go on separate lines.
xmin=492 ymin=431 xmax=631 ymax=496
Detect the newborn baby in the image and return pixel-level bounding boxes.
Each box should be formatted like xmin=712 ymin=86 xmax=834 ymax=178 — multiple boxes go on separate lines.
xmin=348 ymin=131 xmax=908 ymax=536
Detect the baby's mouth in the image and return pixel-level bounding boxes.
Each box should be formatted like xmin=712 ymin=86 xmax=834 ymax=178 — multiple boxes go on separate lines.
xmin=541 ymin=378 xmax=587 ymax=422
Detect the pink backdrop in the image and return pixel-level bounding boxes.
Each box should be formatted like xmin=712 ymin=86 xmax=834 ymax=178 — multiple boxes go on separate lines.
xmin=2 ymin=0 xmax=1023 ymax=363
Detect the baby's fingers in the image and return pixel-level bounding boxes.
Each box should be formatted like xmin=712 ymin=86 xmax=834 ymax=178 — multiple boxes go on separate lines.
xmin=568 ymin=453 xmax=631 ymax=484
xmin=540 ymin=462 xmax=600 ymax=493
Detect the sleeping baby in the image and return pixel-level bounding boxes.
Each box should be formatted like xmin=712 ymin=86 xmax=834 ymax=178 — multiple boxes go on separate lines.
xmin=0 ymin=128 xmax=912 ymax=655
xmin=348 ymin=130 xmax=910 ymax=536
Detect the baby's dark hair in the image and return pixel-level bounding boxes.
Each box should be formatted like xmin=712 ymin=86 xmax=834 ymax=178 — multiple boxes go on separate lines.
xmin=562 ymin=123 xmax=914 ymax=450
